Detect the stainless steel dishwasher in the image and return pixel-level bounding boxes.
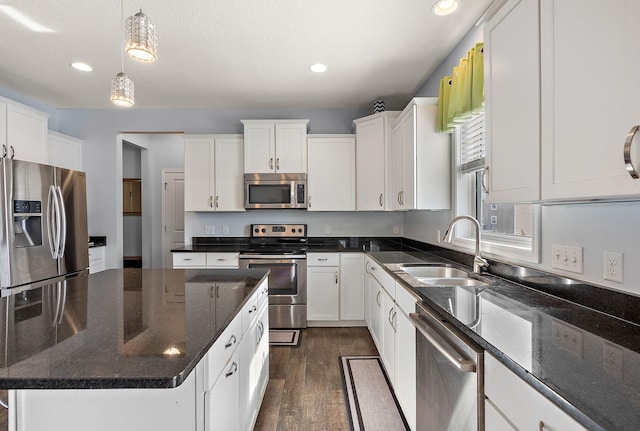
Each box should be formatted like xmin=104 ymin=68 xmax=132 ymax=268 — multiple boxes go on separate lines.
xmin=410 ymin=301 xmax=484 ymax=431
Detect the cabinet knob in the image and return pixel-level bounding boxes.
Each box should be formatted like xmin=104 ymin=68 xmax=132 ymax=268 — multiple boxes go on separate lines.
xmin=379 ymin=193 xmax=383 ymax=207
xmin=276 ymin=158 xmax=280 ymax=170
xmin=269 ymin=157 xmax=274 ymax=170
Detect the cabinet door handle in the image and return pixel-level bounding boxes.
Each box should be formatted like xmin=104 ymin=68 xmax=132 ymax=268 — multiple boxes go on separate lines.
xmin=1 ymin=145 xmax=6 ymax=159
xmin=225 ymin=362 xmax=238 ymax=378
xmin=269 ymin=157 xmax=274 ymax=170
xmin=376 ymin=290 xmax=381 ymax=307
xmin=276 ymin=157 xmax=280 ymax=170
xmin=624 ymin=125 xmax=640 ymax=179
xmin=539 ymin=421 xmax=546 ymax=431
xmin=208 ymin=196 xmax=213 ymax=208
xmin=225 ymin=335 xmax=237 ymax=349
xmin=481 ymin=166 xmax=490 ymax=194
xmin=379 ymin=193 xmax=383 ymax=207
xmin=400 ymin=190 xmax=404 ymax=206
xmin=392 ymin=310 xmax=397 ymax=331
xmin=397 ymin=192 xmax=402 ymax=205
xmin=335 ymin=271 xmax=339 ymax=284
xmin=308 ymin=195 xmax=311 ymax=208
xmin=215 ymin=195 xmax=219 ymax=208
xmin=388 ymin=307 xmax=394 ymax=325
xmin=9 ymin=145 xmax=15 ymax=159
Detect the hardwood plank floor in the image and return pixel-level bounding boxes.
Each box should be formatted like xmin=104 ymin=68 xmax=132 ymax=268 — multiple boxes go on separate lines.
xmin=255 ymin=327 xmax=379 ymax=431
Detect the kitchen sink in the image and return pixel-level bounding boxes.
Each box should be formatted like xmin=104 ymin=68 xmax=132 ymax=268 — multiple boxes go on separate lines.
xmin=397 ymin=264 xmax=491 ymax=287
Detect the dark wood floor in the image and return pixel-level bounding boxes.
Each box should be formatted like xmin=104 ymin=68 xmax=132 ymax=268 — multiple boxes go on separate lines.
xmin=255 ymin=326 xmax=378 ymax=431
xmin=0 ymin=327 xmax=377 ymax=431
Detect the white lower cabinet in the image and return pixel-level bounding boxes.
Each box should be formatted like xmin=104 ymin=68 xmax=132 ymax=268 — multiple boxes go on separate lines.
xmin=485 ymin=354 xmax=587 ymax=431
xmin=88 ymin=246 xmax=106 ymax=274
xmin=394 ymin=287 xmax=417 ymax=431
xmin=307 ymin=253 xmax=365 ymax=324
xmin=380 ymin=287 xmax=396 ymax=382
xmin=206 ymin=352 xmax=241 ymax=431
xmin=173 ymin=252 xmax=239 ymax=269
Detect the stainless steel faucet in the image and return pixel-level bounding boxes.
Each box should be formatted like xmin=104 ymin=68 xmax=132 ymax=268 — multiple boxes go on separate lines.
xmin=442 ymin=215 xmax=489 ymax=274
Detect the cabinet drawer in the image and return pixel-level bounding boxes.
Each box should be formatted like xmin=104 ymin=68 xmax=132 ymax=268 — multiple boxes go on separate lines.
xmin=368 ymin=261 xmax=396 ymax=297
xmin=307 ymin=253 xmax=340 ymax=266
xmin=395 ymin=282 xmax=418 ymax=315
xmin=485 ymin=354 xmax=587 ymax=431
xmin=205 ymin=314 xmax=242 ymax=390
xmin=256 ymin=279 xmax=269 ymax=311
xmin=206 ymin=252 xmax=239 ymax=268
xmin=173 ymin=253 xmax=206 ymax=268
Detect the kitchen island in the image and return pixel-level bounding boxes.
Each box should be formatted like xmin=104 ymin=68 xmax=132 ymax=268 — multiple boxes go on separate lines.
xmin=0 ymin=268 xmax=270 ymax=431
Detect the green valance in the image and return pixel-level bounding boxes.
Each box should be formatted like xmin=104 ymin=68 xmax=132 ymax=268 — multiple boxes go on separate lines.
xmin=437 ymin=42 xmax=484 ymax=133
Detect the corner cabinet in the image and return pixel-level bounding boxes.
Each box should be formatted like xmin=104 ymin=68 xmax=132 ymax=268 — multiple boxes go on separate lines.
xmin=0 ymin=96 xmax=48 ymax=164
xmin=353 ymin=112 xmax=400 ymax=211
xmin=242 ymin=120 xmax=309 ymax=173
xmin=484 ymin=0 xmax=541 ymax=203
xmin=184 ymin=135 xmax=245 ymax=212
xmin=390 ymin=98 xmax=450 ymax=210
xmin=539 ymin=0 xmax=640 ymax=199
xmin=307 ymin=135 xmax=356 ymax=211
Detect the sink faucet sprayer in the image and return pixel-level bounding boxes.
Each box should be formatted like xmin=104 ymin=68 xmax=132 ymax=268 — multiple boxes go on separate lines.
xmin=442 ymin=215 xmax=489 ymax=274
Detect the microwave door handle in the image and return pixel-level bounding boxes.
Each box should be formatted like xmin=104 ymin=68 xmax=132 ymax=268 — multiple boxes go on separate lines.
xmin=56 ymin=186 xmax=67 ymax=258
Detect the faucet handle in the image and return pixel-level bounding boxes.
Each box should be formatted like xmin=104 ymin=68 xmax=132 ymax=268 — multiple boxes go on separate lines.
xmin=473 ymin=256 xmax=489 ymax=273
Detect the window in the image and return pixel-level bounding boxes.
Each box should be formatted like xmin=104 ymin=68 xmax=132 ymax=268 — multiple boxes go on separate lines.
xmin=452 ymin=113 xmax=540 ymax=262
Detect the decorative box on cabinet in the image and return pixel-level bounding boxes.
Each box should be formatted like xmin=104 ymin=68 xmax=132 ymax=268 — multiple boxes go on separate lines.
xmin=390 ymin=97 xmax=450 ymax=210
xmin=184 ymin=135 xmax=244 ymax=212
xmin=307 ymin=135 xmax=356 ymax=211
xmin=242 ymin=120 xmax=309 ymax=174
xmin=353 ymin=112 xmax=400 ymax=211
xmin=0 ymin=96 xmax=48 ymax=164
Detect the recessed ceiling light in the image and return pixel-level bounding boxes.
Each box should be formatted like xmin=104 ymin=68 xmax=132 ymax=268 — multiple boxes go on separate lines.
xmin=0 ymin=5 xmax=54 ymax=32
xmin=432 ymin=0 xmax=460 ymax=16
xmin=70 ymin=62 xmax=93 ymax=72
xmin=310 ymin=63 xmax=327 ymax=73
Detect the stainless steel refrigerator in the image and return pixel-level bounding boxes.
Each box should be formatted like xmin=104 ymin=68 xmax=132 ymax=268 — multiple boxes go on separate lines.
xmin=0 ymin=158 xmax=89 ymax=289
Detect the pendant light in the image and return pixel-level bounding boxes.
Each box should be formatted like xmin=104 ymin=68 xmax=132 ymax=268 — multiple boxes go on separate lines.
xmin=111 ymin=0 xmax=134 ymax=107
xmin=125 ymin=2 xmax=157 ymax=63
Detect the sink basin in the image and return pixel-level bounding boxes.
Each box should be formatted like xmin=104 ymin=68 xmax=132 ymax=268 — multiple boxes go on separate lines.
xmin=397 ymin=264 xmax=491 ymax=287
xmin=399 ymin=265 xmax=469 ymax=279
xmin=416 ymin=277 xmax=489 ymax=287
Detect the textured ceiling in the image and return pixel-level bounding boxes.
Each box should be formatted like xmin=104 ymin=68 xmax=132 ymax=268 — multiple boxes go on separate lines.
xmin=0 ymin=0 xmax=493 ymax=110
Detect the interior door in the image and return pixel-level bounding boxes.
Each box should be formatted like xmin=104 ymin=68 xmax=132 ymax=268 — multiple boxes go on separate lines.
xmin=162 ymin=170 xmax=184 ymax=268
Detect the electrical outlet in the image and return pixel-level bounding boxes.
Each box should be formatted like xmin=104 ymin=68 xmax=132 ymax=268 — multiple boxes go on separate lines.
xmin=436 ymin=229 xmax=441 ymax=243
xmin=204 ymin=225 xmax=215 ymax=235
xmin=603 ymin=251 xmax=624 ymax=283
xmin=604 ymin=342 xmax=624 ymax=378
xmin=551 ymin=319 xmax=583 ymax=358
xmin=551 ymin=244 xmax=583 ymax=273
xmin=393 ymin=225 xmax=400 ymax=235
xmin=222 ymin=225 xmax=230 ymax=235
xmin=324 ymin=225 xmax=331 ymax=234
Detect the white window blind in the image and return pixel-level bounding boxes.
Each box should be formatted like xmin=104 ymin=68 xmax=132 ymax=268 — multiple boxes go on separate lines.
xmin=459 ymin=112 xmax=485 ymax=174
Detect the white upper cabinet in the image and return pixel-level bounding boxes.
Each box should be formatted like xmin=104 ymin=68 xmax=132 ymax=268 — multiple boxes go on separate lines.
xmin=353 ymin=112 xmax=399 ymax=211
xmin=0 ymin=96 xmax=48 ymax=164
xmin=48 ymin=131 xmax=83 ymax=171
xmin=242 ymin=120 xmax=308 ymax=173
xmin=184 ymin=135 xmax=245 ymax=212
xmin=307 ymin=135 xmax=356 ymax=211
xmin=540 ymin=0 xmax=640 ymax=199
xmin=390 ymin=98 xmax=451 ymax=211
xmin=484 ymin=0 xmax=541 ymax=203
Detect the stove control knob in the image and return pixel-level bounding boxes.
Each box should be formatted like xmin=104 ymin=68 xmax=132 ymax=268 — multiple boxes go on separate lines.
xmin=298 ymin=228 xmax=303 ymax=233
xmin=292 ymin=228 xmax=296 ymax=233
xmin=261 ymin=228 xmax=266 ymax=233
xmin=254 ymin=228 xmax=259 ymax=233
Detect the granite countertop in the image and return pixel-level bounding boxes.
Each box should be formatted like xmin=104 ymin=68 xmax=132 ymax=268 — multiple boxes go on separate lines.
xmin=367 ymin=250 xmax=640 ymax=431
xmin=0 ymin=268 xmax=269 ymax=390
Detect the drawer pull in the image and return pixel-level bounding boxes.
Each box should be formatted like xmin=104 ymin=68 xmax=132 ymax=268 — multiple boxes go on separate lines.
xmin=183 ymin=258 xmax=193 ymax=261
xmin=225 ymin=335 xmax=237 ymax=349
xmin=248 ymin=305 xmax=257 ymax=314
xmin=539 ymin=420 xmax=545 ymax=431
xmin=624 ymin=125 xmax=640 ymax=179
xmin=318 ymin=258 xmax=328 ymax=261
xmin=225 ymin=362 xmax=238 ymax=378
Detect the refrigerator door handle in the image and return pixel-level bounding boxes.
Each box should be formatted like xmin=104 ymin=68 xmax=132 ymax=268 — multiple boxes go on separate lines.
xmin=56 ymin=186 xmax=67 ymax=258
xmin=46 ymin=185 xmax=59 ymax=258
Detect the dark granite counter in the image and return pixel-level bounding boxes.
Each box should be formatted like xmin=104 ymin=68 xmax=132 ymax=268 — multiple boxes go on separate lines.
xmin=368 ymin=250 xmax=640 ymax=431
xmin=0 ymin=268 xmax=269 ymax=390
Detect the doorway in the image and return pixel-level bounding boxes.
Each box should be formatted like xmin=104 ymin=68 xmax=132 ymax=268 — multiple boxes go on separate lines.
xmin=162 ymin=170 xmax=185 ymax=268
xmin=122 ymin=142 xmax=143 ymax=268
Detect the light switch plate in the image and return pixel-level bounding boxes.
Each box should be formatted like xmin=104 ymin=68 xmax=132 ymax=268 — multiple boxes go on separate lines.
xmin=551 ymin=244 xmax=583 ymax=273
xmin=205 ymin=225 xmax=215 ymax=235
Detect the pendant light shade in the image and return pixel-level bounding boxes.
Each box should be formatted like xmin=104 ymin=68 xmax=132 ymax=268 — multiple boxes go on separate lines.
xmin=111 ymin=71 xmax=135 ymax=107
xmin=126 ymin=10 xmax=157 ymax=62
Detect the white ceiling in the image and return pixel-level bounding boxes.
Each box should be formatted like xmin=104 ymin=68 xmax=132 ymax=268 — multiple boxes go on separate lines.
xmin=0 ymin=0 xmax=493 ymax=110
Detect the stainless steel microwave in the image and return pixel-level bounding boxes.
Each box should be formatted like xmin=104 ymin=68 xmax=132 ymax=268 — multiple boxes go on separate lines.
xmin=244 ymin=173 xmax=307 ymax=209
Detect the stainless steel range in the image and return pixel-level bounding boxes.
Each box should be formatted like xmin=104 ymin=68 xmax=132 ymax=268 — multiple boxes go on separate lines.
xmin=238 ymin=224 xmax=307 ymax=328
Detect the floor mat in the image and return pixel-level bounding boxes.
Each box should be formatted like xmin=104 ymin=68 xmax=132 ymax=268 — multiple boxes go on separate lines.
xmin=340 ymin=356 xmax=410 ymax=431
xmin=269 ymin=329 xmax=301 ymax=347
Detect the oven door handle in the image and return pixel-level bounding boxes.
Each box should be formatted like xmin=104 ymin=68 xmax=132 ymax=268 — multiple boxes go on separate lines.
xmin=409 ymin=312 xmax=476 ymax=373
xmin=239 ymin=254 xmax=307 ymax=260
